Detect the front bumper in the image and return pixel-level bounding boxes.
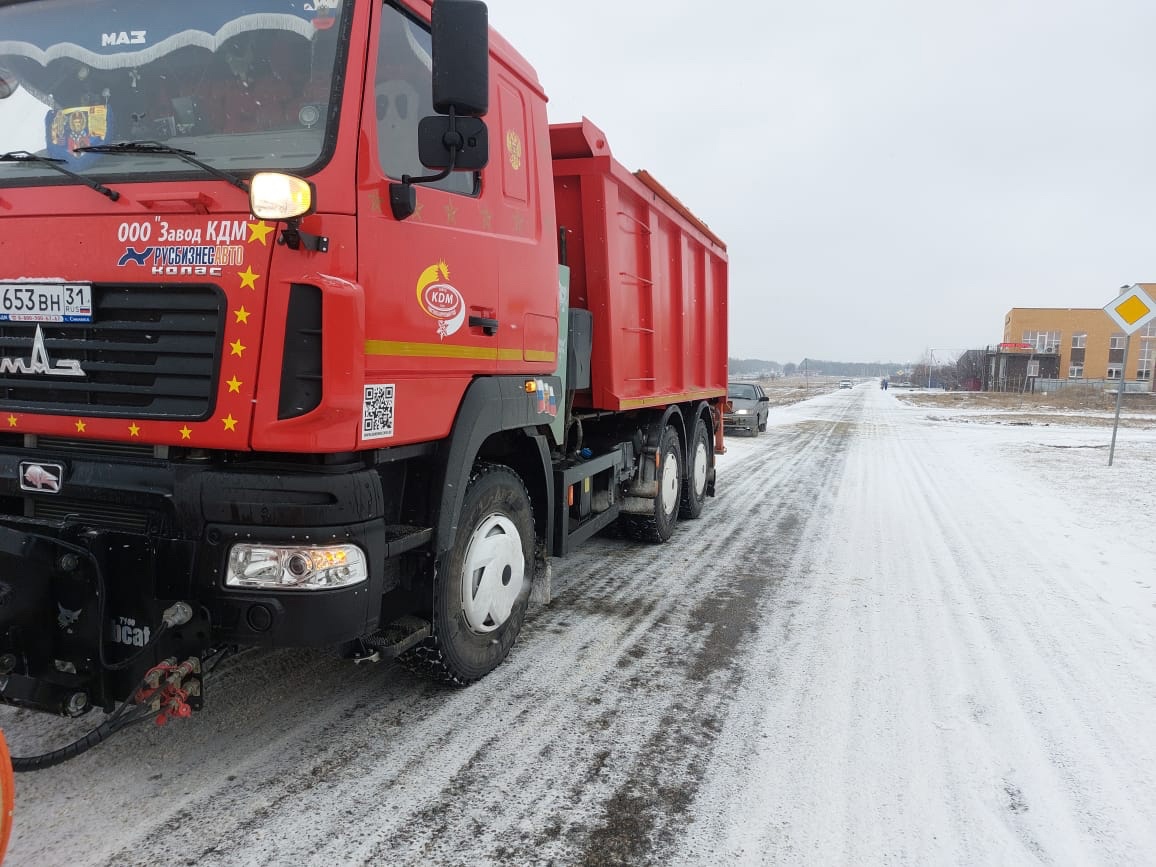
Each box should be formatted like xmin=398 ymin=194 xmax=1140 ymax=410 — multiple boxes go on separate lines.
xmin=205 ymin=521 xmax=386 ymax=646
xmin=0 ymin=446 xmax=393 ymax=714
xmin=723 ymin=414 xmax=756 ymax=432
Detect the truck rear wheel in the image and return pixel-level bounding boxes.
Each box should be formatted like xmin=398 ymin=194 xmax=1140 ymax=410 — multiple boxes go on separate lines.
xmin=621 ymin=425 xmax=682 ymax=543
xmin=680 ymin=417 xmax=711 ymax=519
xmin=408 ymin=463 xmax=533 ymax=685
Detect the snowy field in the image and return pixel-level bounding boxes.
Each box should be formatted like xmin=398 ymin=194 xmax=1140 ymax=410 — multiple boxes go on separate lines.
xmin=4 ymin=384 xmax=1155 ymax=866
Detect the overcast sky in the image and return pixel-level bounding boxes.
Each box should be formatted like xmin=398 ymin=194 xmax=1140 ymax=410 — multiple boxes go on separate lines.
xmin=488 ymin=0 xmax=1156 ymax=364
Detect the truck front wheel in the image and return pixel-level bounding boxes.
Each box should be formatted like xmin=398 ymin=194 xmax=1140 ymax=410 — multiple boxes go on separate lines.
xmin=411 ymin=463 xmax=533 ymax=684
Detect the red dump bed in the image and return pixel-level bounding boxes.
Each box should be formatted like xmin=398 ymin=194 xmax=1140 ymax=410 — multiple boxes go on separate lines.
xmin=550 ymin=119 xmax=728 ymax=412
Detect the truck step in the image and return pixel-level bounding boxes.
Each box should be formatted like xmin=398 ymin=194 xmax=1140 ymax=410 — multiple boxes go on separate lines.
xmin=365 ymin=615 xmax=432 ymax=659
xmin=382 ymin=525 xmax=433 ymax=558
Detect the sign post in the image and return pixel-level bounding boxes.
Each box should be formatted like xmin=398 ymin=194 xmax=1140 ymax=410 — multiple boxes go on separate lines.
xmin=1103 ymin=284 xmax=1156 ymax=466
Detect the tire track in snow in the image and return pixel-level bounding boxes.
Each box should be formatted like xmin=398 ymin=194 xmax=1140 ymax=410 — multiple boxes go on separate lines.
xmin=346 ymin=411 xmax=855 ymax=866
xmin=675 ymin=387 xmax=1156 ymax=865
xmin=0 ymin=399 xmax=859 ymax=867
xmin=891 ymin=413 xmax=1156 ymax=863
xmin=5 ymin=402 xmax=855 ymax=867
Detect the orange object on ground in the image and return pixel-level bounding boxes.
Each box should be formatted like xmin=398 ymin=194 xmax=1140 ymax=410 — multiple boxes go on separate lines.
xmin=0 ymin=731 xmax=13 ymax=864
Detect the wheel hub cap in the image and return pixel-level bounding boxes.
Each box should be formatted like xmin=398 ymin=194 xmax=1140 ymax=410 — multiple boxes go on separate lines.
xmin=693 ymin=441 xmax=708 ymax=498
xmin=661 ymin=450 xmax=680 ymax=516
xmin=461 ymin=514 xmax=524 ymax=634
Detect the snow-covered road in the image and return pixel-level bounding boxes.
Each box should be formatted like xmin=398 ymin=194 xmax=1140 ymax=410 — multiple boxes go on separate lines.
xmin=5 ymin=386 xmax=1155 ymax=865
xmin=683 ymin=387 xmax=1156 ymax=865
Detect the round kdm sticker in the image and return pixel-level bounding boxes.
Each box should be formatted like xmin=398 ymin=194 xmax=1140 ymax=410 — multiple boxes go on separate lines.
xmin=416 ymin=261 xmax=465 ymax=338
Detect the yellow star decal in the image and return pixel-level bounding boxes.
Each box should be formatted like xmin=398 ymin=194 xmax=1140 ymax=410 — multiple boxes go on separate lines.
xmin=128 ymin=423 xmax=141 ymax=437
xmin=238 ymin=266 xmax=260 ymax=290
xmin=234 ymin=305 xmax=250 ymax=324
xmin=75 ymin=419 xmax=87 ymax=433
xmin=247 ymin=220 xmax=274 ymax=246
xmin=6 ymin=415 xmax=16 ymax=428
xmin=179 ymin=426 xmax=192 ymax=440
xmin=222 ymin=414 xmax=238 ymax=432
xmin=230 ymin=339 xmax=246 ymax=357
xmin=226 ymin=376 xmax=243 ymax=394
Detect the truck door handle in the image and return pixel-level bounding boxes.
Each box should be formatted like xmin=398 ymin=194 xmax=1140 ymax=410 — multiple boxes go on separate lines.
xmin=469 ymin=316 xmax=500 ymax=336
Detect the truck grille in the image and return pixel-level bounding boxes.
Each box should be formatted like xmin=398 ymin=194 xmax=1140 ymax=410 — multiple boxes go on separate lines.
xmin=0 ymin=284 xmax=223 ymax=420
xmin=29 ymin=497 xmax=154 ymax=534
xmin=30 ymin=436 xmax=160 ymax=460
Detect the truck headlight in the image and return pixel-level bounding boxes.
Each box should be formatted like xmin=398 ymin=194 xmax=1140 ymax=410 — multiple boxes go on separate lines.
xmin=225 ymin=543 xmax=367 ymax=590
xmin=249 ymin=172 xmax=315 ymax=221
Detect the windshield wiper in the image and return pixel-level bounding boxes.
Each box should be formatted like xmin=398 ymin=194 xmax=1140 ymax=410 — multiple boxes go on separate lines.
xmin=0 ymin=150 xmax=120 ymax=201
xmin=76 ymin=141 xmax=249 ymax=193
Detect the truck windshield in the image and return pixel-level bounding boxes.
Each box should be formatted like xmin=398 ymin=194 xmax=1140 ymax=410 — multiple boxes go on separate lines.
xmin=0 ymin=0 xmax=347 ymax=186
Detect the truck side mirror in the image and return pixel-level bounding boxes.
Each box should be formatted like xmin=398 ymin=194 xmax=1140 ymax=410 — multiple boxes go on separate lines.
xmin=418 ymin=115 xmax=489 ymax=171
xmin=431 ymin=0 xmax=489 ymax=116
xmin=390 ymin=0 xmax=490 ymax=220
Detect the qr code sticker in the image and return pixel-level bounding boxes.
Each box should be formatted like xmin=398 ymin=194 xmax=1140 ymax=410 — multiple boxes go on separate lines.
xmin=362 ymin=384 xmax=395 ymax=440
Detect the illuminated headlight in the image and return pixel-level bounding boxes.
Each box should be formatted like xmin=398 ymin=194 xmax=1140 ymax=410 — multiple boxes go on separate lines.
xmin=249 ymin=172 xmax=315 ymax=221
xmin=225 ymin=543 xmax=367 ymax=590
xmin=735 ymin=409 xmax=750 ymax=415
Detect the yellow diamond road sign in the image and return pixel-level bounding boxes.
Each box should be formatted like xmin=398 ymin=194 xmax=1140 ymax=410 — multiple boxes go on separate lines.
xmin=1104 ymin=284 xmax=1156 ymax=334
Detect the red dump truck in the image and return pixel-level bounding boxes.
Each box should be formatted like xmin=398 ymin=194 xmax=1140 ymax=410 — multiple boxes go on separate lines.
xmin=0 ymin=0 xmax=727 ymax=758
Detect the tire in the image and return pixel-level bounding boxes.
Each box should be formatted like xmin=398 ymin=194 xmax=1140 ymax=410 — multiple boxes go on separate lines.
xmin=407 ymin=463 xmax=533 ymax=685
xmin=758 ymin=413 xmax=768 ymax=433
xmin=680 ymin=416 xmax=711 ymax=519
xmin=621 ymin=425 xmax=682 ymax=543
xmin=750 ymin=421 xmax=760 ymax=437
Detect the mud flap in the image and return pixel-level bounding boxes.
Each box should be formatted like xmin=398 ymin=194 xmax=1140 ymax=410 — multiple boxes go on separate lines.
xmin=529 ymin=540 xmax=552 ymax=606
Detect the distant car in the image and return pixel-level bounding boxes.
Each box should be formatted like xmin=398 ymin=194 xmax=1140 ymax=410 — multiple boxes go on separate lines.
xmin=839 ymin=379 xmax=853 ymax=389
xmin=724 ymin=382 xmax=770 ymax=436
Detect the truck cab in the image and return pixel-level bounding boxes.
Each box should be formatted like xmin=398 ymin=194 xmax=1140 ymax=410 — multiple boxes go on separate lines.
xmin=0 ymin=0 xmax=559 ymax=452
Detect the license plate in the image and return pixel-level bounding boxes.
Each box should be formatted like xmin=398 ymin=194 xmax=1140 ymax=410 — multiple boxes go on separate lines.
xmin=0 ymin=283 xmax=92 ymax=323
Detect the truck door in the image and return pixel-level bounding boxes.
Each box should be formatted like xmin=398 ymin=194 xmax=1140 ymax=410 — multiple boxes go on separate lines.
xmin=358 ymin=3 xmax=499 ymax=406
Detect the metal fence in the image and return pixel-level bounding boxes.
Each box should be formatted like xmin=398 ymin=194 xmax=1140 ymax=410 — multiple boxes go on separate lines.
xmin=1033 ymin=378 xmax=1152 ymax=394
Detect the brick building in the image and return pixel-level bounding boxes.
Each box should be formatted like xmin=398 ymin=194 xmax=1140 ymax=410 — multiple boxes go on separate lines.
xmin=1003 ymin=286 xmax=1156 ymax=388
